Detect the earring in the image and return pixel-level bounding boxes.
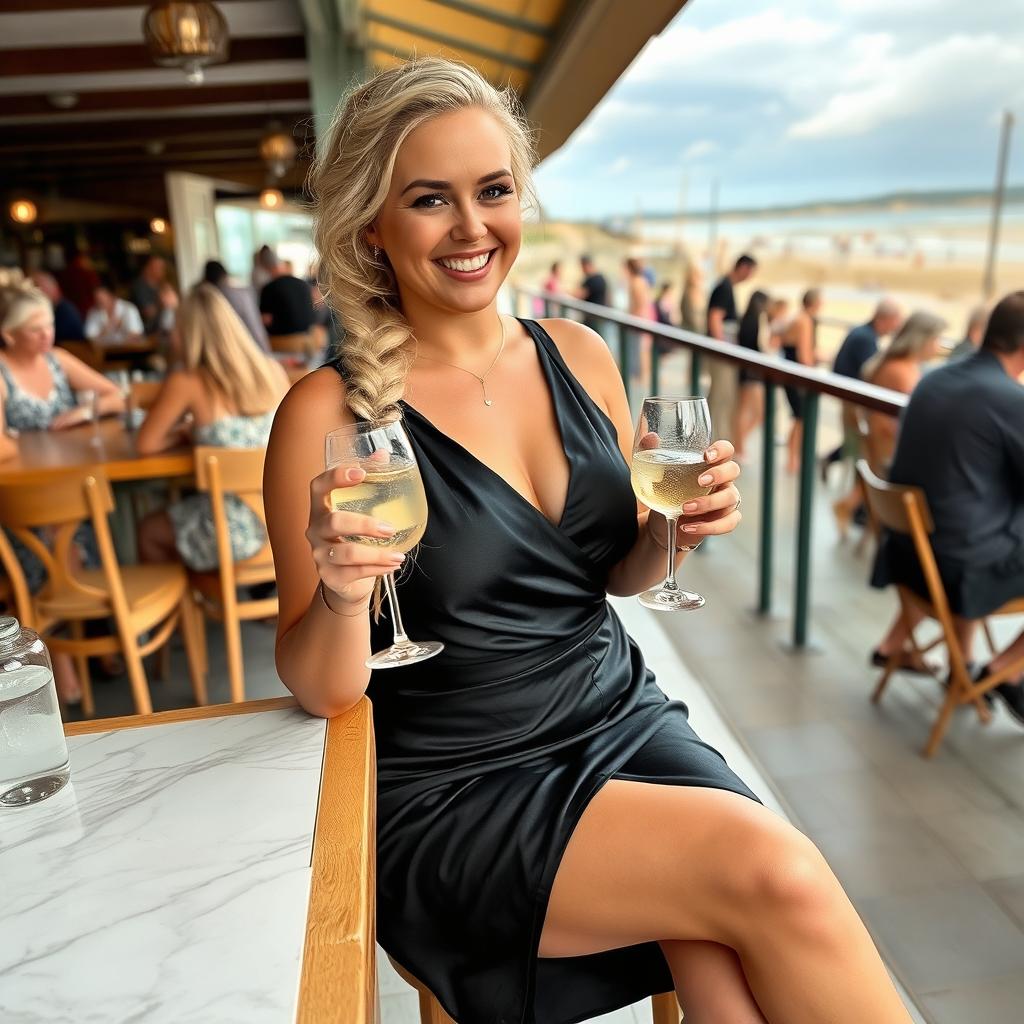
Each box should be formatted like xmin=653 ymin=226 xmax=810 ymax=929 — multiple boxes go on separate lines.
xmin=373 ymin=245 xmax=381 ymax=261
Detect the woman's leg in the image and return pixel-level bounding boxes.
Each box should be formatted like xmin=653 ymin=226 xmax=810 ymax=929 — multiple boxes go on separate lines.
xmin=52 ymin=651 xmax=82 ymax=705
xmin=787 ymin=420 xmax=802 ymax=473
xmin=540 ymin=780 xmax=912 ymax=1024
xmin=137 ymin=510 xmax=178 ymax=564
xmin=660 ymin=939 xmax=767 ymax=1024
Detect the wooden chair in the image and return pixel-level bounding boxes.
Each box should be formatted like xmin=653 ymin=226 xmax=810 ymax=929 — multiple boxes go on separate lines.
xmin=269 ymin=331 xmax=317 ymax=359
xmin=0 ymin=469 xmax=206 ymax=716
xmin=857 ymin=460 xmax=1024 ymax=756
xmin=188 ymin=446 xmax=277 ymax=703
xmin=387 ymin=958 xmax=681 ymax=1023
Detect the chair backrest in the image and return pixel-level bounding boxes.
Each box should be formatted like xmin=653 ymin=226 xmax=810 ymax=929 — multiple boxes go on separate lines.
xmin=0 ymin=470 xmax=132 ymax=623
xmin=193 ymin=446 xmax=271 ymax=568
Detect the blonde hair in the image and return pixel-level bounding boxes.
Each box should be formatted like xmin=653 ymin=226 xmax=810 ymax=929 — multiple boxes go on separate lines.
xmin=308 ymin=57 xmax=537 ymax=423
xmin=863 ymin=310 xmax=947 ymax=381
xmin=0 ymin=281 xmax=52 ymax=337
xmin=177 ymin=283 xmax=281 ymax=416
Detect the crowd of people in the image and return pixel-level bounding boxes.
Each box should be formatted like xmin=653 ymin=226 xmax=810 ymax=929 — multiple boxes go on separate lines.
xmin=0 ymin=241 xmax=330 ymax=707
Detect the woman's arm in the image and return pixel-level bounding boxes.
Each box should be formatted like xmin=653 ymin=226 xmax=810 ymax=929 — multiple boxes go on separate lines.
xmin=0 ymin=396 xmax=15 ymax=462
xmin=49 ymin=348 xmax=125 ymax=425
xmin=265 ymin=369 xmax=402 ymax=718
xmin=135 ymin=370 xmax=195 ymax=454
xmin=542 ymin=319 xmax=741 ymax=597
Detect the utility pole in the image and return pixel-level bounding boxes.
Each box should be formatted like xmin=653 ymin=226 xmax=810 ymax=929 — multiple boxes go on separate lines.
xmin=707 ymin=178 xmax=720 ymax=277
xmin=983 ymin=110 xmax=1015 ymax=299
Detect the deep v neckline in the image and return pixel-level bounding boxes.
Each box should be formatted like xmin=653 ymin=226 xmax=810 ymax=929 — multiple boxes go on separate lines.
xmin=399 ymin=319 xmax=577 ymax=532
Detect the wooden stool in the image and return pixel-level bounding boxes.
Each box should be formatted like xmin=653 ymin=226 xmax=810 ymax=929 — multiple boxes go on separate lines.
xmin=388 ymin=956 xmax=681 ymax=1023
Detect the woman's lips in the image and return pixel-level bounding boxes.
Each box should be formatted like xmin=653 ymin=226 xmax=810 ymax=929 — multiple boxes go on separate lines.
xmin=433 ymin=248 xmax=497 ymax=282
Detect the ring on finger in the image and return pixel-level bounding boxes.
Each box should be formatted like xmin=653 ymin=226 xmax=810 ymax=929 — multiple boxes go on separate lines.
xmin=733 ymin=496 xmax=742 ymax=513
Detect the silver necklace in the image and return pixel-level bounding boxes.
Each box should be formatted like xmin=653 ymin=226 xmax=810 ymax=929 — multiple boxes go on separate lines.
xmin=414 ymin=315 xmax=506 ymax=407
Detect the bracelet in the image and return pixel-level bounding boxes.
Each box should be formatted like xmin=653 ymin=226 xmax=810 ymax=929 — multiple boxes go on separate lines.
xmin=319 ymin=581 xmax=370 ymax=618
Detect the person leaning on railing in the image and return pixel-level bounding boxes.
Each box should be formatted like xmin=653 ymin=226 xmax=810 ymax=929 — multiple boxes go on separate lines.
xmin=870 ymin=292 xmax=1024 ymax=723
xmin=263 ymin=56 xmax=912 ymax=1024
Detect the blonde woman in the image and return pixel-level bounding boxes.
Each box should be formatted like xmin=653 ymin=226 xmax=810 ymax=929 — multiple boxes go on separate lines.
xmin=0 ymin=282 xmax=122 ymax=432
xmin=862 ymin=310 xmax=946 ymax=471
xmin=264 ymin=59 xmax=912 ymax=1024
xmin=136 ymin=284 xmax=289 ymax=569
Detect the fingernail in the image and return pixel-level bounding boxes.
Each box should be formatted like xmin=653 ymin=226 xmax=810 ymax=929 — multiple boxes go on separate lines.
xmin=705 ymin=448 xmax=718 ymax=462
xmin=682 ymin=501 xmax=698 ymax=513
xmin=377 ymin=521 xmax=396 ymax=535
xmin=346 ymin=467 xmax=365 ymax=482
xmin=698 ymin=473 xmax=713 ymax=486
xmin=389 ymin=552 xmax=406 ymax=562
xmin=682 ymin=524 xmax=698 ymax=533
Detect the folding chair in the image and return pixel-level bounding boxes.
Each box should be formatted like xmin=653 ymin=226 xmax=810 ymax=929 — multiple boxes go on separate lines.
xmin=857 ymin=460 xmax=1024 ymax=756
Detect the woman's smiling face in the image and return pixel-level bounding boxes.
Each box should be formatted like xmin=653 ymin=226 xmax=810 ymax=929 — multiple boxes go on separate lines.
xmin=367 ymin=106 xmax=522 ymax=315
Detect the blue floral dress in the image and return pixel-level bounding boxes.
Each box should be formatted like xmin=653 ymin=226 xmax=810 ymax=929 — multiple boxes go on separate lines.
xmin=169 ymin=412 xmax=275 ymax=572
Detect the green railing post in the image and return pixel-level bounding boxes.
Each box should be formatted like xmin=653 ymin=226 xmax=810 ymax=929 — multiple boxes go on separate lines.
xmin=758 ymin=380 xmax=776 ymax=614
xmin=690 ymin=350 xmax=703 ymax=397
xmin=544 ymin=297 xmax=554 ymax=318
xmin=650 ymin=339 xmax=661 ymax=396
xmin=793 ymin=391 xmax=820 ymax=647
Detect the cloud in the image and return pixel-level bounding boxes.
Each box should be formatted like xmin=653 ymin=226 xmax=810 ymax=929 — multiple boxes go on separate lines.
xmin=608 ymin=156 xmax=632 ymax=175
xmin=681 ymin=139 xmax=719 ymax=161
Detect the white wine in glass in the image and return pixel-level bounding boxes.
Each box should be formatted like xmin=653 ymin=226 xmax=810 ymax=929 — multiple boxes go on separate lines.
xmin=630 ymin=396 xmax=713 ymax=611
xmin=325 ymin=420 xmax=443 ymax=669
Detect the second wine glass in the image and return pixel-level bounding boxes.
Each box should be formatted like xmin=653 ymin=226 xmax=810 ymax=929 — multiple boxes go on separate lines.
xmin=325 ymin=419 xmax=443 ymax=669
xmin=629 ymin=396 xmax=713 ymax=611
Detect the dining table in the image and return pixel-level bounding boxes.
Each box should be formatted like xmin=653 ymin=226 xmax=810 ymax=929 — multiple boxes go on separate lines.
xmin=0 ymin=696 xmax=375 ymax=1023
xmin=0 ymin=416 xmax=193 ymax=485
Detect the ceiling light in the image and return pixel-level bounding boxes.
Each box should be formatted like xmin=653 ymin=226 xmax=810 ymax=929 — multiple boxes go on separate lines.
xmin=259 ymin=123 xmax=297 ymax=179
xmin=143 ymin=1 xmax=229 ymax=85
xmin=259 ymin=189 xmax=284 ymax=210
xmin=10 ymin=199 xmax=38 ymax=225
xmin=150 ymin=218 xmax=168 ymax=234
xmin=47 ymin=92 xmax=79 ymax=110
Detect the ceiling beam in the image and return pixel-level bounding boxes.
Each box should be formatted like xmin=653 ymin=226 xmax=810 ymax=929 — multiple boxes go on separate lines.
xmin=2 ymin=110 xmax=313 ymax=146
xmin=423 ymin=0 xmax=551 ymax=38
xmin=0 ymin=36 xmax=306 ymax=77
xmin=3 ymin=80 xmax=310 ymax=117
xmin=0 ymin=1 xmax=250 ymax=10
xmin=365 ymin=11 xmax=537 ymax=72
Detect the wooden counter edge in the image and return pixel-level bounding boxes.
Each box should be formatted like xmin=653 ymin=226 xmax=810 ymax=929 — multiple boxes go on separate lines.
xmin=64 ymin=695 xmax=299 ymax=735
xmin=297 ymin=697 xmax=376 ymax=1024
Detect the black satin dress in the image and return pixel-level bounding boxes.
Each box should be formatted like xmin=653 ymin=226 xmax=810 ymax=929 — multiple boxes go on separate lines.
xmin=336 ymin=319 xmax=758 ymax=1024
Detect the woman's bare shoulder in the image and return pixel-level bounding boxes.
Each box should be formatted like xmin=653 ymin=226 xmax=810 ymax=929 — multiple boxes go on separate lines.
xmin=271 ymin=364 xmax=353 ymax=440
xmin=535 ymin=316 xmax=621 ymax=416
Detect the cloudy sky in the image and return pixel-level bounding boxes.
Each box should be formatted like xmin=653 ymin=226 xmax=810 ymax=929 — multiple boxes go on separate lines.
xmin=534 ymin=0 xmax=1024 ymax=220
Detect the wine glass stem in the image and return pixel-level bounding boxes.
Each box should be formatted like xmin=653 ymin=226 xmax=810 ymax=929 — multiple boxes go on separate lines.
xmin=383 ymin=571 xmax=411 ymax=645
xmin=663 ymin=517 xmax=680 ymax=592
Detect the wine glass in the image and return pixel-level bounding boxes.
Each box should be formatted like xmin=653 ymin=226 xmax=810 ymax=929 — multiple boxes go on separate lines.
xmin=325 ymin=419 xmax=443 ymax=669
xmin=629 ymin=396 xmax=713 ymax=611
xmin=79 ymin=389 xmax=102 ymax=445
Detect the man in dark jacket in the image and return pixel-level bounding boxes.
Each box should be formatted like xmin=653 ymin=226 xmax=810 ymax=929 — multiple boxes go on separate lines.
xmin=871 ymin=291 xmax=1024 ymax=724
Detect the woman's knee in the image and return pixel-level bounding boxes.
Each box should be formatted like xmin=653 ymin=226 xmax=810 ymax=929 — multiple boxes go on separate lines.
xmin=137 ymin=510 xmax=176 ymax=563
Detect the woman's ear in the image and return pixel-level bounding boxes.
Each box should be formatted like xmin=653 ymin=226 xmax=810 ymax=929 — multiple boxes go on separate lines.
xmin=364 ymin=220 xmax=381 ymax=248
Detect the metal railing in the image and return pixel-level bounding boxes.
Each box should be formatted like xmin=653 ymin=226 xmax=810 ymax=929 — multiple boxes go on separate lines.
xmin=513 ymin=287 xmax=908 ymax=648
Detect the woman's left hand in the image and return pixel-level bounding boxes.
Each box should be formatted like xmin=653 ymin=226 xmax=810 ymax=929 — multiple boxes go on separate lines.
xmin=646 ymin=439 xmax=742 ymax=545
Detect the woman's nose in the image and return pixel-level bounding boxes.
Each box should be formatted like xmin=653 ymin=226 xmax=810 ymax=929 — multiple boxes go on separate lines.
xmin=451 ymin=202 xmax=486 ymax=242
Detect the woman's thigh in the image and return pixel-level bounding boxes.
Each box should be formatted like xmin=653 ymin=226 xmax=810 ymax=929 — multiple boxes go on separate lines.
xmin=539 ymin=778 xmax=808 ymax=958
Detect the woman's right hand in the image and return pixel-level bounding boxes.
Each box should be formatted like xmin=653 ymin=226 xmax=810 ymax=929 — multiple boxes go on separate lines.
xmin=306 ymin=465 xmax=405 ymax=610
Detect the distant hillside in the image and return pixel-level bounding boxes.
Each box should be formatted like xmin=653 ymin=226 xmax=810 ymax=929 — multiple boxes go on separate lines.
xmin=597 ymin=185 xmax=1024 ymax=224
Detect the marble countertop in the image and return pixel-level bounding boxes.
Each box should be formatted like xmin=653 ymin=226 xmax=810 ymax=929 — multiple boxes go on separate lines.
xmin=0 ymin=705 xmax=327 ymax=1023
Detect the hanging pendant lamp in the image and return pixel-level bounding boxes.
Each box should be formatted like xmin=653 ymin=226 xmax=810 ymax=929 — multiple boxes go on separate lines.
xmin=143 ymin=1 xmax=229 ymax=85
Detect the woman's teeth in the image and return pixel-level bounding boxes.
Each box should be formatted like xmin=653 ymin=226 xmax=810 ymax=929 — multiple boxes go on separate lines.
xmin=439 ymin=251 xmax=491 ymax=272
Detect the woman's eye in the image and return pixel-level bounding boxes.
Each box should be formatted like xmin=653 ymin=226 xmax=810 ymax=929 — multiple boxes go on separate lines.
xmin=481 ymin=184 xmax=514 ymax=200
xmin=412 ymin=193 xmax=446 ymax=208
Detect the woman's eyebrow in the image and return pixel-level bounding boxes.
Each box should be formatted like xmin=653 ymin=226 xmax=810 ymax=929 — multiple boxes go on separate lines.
xmin=400 ymin=168 xmax=512 ymax=196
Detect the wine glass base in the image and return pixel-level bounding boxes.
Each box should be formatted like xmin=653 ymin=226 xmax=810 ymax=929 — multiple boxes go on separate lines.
xmin=638 ymin=587 xmax=705 ymax=612
xmin=366 ymin=640 xmax=444 ymax=670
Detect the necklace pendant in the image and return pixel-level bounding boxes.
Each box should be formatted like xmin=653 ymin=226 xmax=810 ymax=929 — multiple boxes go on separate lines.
xmin=484 ymin=398 xmax=494 ymax=407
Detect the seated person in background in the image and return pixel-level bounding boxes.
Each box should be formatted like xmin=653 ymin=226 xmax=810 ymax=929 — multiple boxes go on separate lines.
xmin=0 ymin=281 xmax=122 ymax=432
xmin=832 ymin=299 xmax=903 ymax=381
xmin=29 ymin=270 xmax=86 ymax=343
xmin=948 ymin=305 xmax=989 ymax=361
xmin=861 ymin=311 xmax=945 ymax=472
xmin=130 ymin=255 xmax=169 ymax=335
xmin=84 ymin=277 xmax=145 ymax=347
xmin=870 ymin=292 xmax=1024 ymax=723
xmin=259 ymin=251 xmax=315 ymax=340
xmin=136 ymin=284 xmax=290 ymax=572
xmin=202 ymin=259 xmax=270 ymax=352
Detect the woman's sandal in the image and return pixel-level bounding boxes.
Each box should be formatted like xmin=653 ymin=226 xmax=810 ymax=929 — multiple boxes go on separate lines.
xmin=870 ymin=648 xmax=936 ymax=676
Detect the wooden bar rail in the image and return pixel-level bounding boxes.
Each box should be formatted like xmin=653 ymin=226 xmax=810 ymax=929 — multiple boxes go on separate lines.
xmin=515 ymin=287 xmax=909 ymax=648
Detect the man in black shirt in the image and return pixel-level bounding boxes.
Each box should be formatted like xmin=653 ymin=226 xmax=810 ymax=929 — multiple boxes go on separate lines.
xmin=576 ymin=255 xmax=609 ymax=335
xmin=706 ymin=253 xmax=756 ymax=341
xmin=259 ymin=252 xmax=315 ymax=339
xmin=871 ymin=291 xmax=1024 ymax=725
